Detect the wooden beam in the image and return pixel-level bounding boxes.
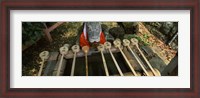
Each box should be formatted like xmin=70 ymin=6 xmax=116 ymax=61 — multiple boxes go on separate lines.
xmin=43 ymin=22 xmax=64 ymax=42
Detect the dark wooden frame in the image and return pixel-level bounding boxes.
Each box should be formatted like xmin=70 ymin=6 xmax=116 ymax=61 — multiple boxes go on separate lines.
xmin=0 ymin=0 xmax=199 ymax=98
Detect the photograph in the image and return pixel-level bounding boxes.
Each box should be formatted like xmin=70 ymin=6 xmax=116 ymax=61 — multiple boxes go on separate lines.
xmin=1 ymin=0 xmax=199 ymax=97
xmin=22 ymin=22 xmax=178 ymax=76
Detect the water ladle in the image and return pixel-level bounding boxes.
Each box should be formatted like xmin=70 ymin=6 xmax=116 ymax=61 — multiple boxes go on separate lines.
xmin=130 ymin=38 xmax=161 ymax=76
xmin=113 ymin=39 xmax=138 ymax=76
xmin=97 ymin=44 xmax=109 ymax=76
xmin=123 ymin=39 xmax=150 ymax=76
xmin=56 ymin=46 xmax=69 ymax=76
xmin=104 ymin=42 xmax=124 ymax=76
xmin=70 ymin=45 xmax=80 ymax=76
xmin=82 ymin=46 xmax=90 ymax=76
xmin=38 ymin=51 xmax=49 ymax=76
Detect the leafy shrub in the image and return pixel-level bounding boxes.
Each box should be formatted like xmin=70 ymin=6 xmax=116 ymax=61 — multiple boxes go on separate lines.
xmin=22 ymin=22 xmax=44 ymax=46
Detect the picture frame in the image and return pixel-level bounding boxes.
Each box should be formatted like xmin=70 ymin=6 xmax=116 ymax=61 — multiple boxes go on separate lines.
xmin=0 ymin=0 xmax=199 ymax=97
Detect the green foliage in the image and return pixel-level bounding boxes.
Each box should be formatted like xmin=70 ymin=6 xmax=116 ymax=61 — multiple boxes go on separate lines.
xmin=124 ymin=34 xmax=135 ymax=40
xmin=128 ymin=34 xmax=150 ymax=46
xmin=22 ymin=22 xmax=44 ymax=46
